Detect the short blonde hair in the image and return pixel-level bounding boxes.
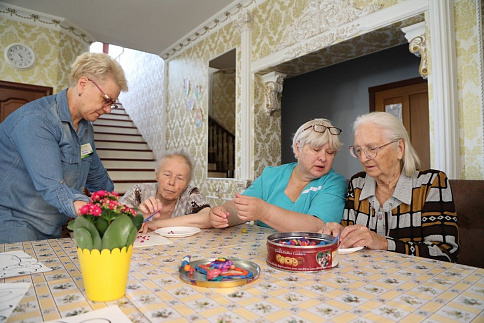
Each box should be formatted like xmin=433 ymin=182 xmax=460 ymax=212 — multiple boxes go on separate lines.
xmin=353 ymin=111 xmax=421 ymax=177
xmin=291 ymin=118 xmax=343 ymax=158
xmin=70 ymin=52 xmax=128 ymax=91
xmin=155 ymin=151 xmax=194 ymax=183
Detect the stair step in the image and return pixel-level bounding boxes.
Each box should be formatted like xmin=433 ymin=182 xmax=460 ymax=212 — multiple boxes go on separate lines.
xmin=97 ymin=149 xmax=154 ymax=159
xmin=114 ymin=180 xmax=157 ymax=195
xmin=93 ymin=124 xmax=140 ymax=135
xmin=98 ymin=114 xmax=131 ymax=121
xmin=108 ymin=169 xmax=155 ymax=181
xmin=95 ymin=140 xmax=150 ymax=150
xmin=94 ymin=118 xmax=135 ymax=127
xmin=103 ymin=159 xmax=156 ymax=168
xmin=94 ymin=132 xmax=145 ymax=142
xmin=208 ymin=171 xmax=228 ymax=178
xmin=109 ymin=108 xmax=128 ymax=115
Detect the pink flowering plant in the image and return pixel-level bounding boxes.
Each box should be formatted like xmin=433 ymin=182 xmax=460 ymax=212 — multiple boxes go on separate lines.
xmin=68 ymin=191 xmax=143 ymax=251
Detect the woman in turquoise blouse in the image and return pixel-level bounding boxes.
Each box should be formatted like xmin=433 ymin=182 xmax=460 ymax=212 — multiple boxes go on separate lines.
xmin=209 ymin=118 xmax=347 ymax=232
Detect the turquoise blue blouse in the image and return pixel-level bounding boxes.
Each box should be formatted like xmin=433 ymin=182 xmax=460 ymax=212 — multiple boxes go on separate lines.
xmin=243 ymin=163 xmax=347 ymax=228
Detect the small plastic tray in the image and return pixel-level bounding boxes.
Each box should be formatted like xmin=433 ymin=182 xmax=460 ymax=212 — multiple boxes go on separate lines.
xmin=179 ymin=258 xmax=260 ymax=288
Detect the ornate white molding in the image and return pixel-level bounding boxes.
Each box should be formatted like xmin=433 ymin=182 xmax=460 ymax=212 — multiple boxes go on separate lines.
xmin=402 ymin=22 xmax=428 ymax=79
xmin=274 ymin=0 xmax=381 ymax=53
xmin=237 ymin=10 xmax=253 ymax=180
xmin=0 ymin=2 xmax=95 ymax=44
xmin=161 ymin=0 xmax=262 ymax=60
xmin=428 ymin=0 xmax=460 ymax=178
xmin=252 ymin=0 xmax=429 ymax=74
xmin=261 ymin=72 xmax=286 ymax=115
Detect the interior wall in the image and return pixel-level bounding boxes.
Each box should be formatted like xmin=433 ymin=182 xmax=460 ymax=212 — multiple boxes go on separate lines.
xmin=281 ymin=44 xmax=421 ymax=179
xmin=211 ymin=71 xmax=236 ymax=134
xmin=117 ymin=48 xmax=165 ymax=158
xmin=165 ymin=23 xmax=241 ymax=204
xmin=0 ymin=19 xmax=88 ymax=93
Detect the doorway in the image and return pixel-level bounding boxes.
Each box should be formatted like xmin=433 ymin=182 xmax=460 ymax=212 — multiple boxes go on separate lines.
xmin=0 ymin=80 xmax=53 ymax=122
xmin=369 ymin=77 xmax=429 ymax=169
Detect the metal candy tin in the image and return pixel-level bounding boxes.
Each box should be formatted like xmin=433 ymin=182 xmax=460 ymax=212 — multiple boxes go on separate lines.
xmin=266 ymin=232 xmax=339 ymax=271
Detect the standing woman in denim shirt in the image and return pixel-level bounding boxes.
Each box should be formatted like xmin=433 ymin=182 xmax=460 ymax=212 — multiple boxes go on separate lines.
xmin=0 ymin=52 xmax=128 ymax=243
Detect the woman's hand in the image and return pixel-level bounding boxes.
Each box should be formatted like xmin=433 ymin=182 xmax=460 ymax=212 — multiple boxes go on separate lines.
xmin=233 ymin=192 xmax=268 ymax=222
xmin=319 ymin=222 xmax=343 ymax=237
xmin=140 ymin=219 xmax=160 ymax=234
xmin=209 ymin=206 xmax=230 ymax=228
xmin=339 ymin=224 xmax=388 ymax=250
xmin=138 ymin=197 xmax=162 ymax=220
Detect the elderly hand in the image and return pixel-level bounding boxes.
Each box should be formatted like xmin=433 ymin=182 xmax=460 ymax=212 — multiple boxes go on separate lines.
xmin=339 ymin=224 xmax=388 ymax=250
xmin=233 ymin=192 xmax=268 ymax=223
xmin=209 ymin=206 xmax=230 ymax=228
xmin=138 ymin=197 xmax=162 ymax=220
xmin=140 ymin=219 xmax=160 ymax=234
xmin=318 ymin=222 xmax=344 ymax=237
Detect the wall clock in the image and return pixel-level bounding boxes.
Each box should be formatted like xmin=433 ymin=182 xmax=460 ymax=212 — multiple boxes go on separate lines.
xmin=4 ymin=43 xmax=36 ymax=70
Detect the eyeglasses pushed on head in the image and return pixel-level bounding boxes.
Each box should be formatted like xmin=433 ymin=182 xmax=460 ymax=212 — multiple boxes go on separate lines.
xmin=88 ymin=78 xmax=122 ymax=109
xmin=302 ymin=124 xmax=342 ymax=135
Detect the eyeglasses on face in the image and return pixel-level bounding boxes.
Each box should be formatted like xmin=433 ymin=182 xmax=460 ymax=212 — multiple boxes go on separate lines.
xmin=349 ymin=140 xmax=399 ymax=159
xmin=302 ymin=124 xmax=342 ymax=135
xmin=88 ymin=78 xmax=122 ymax=109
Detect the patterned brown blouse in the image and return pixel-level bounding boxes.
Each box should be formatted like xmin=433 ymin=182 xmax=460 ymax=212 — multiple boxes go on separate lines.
xmin=342 ymin=169 xmax=459 ymax=262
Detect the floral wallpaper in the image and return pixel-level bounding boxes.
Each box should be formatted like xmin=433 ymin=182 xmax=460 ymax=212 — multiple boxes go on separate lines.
xmin=165 ymin=23 xmax=241 ymax=203
xmin=454 ymin=0 xmax=483 ymax=179
xmin=0 ymin=19 xmax=87 ymax=93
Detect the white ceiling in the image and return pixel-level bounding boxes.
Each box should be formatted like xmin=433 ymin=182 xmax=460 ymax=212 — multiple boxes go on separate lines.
xmin=1 ymin=0 xmax=237 ymax=56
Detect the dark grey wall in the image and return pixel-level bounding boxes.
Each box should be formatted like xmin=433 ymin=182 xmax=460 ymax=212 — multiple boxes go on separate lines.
xmin=281 ymin=44 xmax=421 ymax=179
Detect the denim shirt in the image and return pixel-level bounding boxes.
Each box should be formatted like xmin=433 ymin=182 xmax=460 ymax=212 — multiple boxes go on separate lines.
xmin=0 ymin=89 xmax=114 ymax=242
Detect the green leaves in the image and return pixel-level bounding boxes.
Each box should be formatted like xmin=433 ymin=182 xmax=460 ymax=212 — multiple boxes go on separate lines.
xmin=94 ymin=217 xmax=109 ymax=237
xmin=101 ymin=214 xmax=136 ymax=250
xmin=130 ymin=212 xmax=144 ymax=231
xmin=72 ymin=215 xmax=102 ymax=250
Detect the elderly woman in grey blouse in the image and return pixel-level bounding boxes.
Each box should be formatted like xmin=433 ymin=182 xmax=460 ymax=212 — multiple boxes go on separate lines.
xmin=120 ymin=152 xmax=212 ymax=231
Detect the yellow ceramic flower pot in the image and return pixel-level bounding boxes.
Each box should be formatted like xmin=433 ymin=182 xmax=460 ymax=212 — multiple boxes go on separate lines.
xmin=77 ymin=245 xmax=133 ymax=302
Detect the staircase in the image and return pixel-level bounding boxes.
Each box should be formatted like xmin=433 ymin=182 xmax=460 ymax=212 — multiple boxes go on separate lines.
xmin=93 ymin=108 xmax=157 ymax=196
xmin=208 ymin=117 xmax=235 ymax=178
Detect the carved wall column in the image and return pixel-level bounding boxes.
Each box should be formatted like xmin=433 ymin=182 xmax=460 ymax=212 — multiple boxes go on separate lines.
xmin=261 ymin=71 xmax=287 ymax=115
xmin=236 ymin=10 xmax=253 ymax=182
xmin=428 ymin=0 xmax=460 ymax=178
xmin=402 ymin=22 xmax=428 ymax=79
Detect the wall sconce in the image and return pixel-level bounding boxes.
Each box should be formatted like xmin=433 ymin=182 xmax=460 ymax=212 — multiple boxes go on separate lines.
xmin=402 ymin=22 xmax=427 ymax=79
xmin=261 ymin=71 xmax=286 ymax=115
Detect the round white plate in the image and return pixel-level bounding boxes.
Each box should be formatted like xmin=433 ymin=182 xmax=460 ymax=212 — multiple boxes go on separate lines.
xmin=338 ymin=246 xmax=364 ymax=255
xmin=155 ymin=226 xmax=201 ymax=238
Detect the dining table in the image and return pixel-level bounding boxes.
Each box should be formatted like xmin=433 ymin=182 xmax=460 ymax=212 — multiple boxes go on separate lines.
xmin=1 ymin=223 xmax=483 ymax=322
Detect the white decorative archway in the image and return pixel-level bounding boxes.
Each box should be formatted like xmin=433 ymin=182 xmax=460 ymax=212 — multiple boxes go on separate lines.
xmin=247 ymin=0 xmax=460 ymax=178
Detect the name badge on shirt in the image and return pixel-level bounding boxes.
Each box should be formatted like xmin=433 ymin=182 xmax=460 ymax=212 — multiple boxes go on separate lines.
xmin=81 ymin=143 xmax=94 ymax=159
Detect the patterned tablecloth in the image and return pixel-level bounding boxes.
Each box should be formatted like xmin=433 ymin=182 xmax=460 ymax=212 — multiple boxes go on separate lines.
xmin=1 ymin=224 xmax=483 ymax=322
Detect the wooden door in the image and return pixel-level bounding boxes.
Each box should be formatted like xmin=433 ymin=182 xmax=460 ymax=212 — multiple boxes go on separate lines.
xmin=0 ymin=80 xmax=53 ymax=122
xmin=369 ymin=77 xmax=430 ymax=169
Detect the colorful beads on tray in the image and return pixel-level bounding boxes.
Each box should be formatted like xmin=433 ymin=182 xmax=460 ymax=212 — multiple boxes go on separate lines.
xmin=277 ymin=238 xmax=329 ymax=246
xmin=181 ymin=255 xmax=194 ymax=276
xmin=195 ymin=257 xmax=253 ymax=281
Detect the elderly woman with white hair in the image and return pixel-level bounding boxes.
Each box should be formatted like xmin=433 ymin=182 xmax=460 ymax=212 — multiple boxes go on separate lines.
xmin=209 ymin=118 xmax=347 ymax=232
xmin=322 ymin=111 xmax=459 ymax=262
xmin=121 ymin=151 xmax=212 ymax=231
